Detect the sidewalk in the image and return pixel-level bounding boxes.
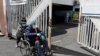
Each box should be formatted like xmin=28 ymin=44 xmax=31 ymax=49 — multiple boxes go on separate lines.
xmin=51 ymin=24 xmax=95 ymax=56
xmin=0 ymin=36 xmax=21 ymax=56
xmin=0 ymin=24 xmax=95 ymax=56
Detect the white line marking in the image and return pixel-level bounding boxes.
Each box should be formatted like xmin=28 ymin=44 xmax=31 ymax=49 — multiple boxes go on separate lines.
xmin=52 ymin=40 xmax=62 ymax=44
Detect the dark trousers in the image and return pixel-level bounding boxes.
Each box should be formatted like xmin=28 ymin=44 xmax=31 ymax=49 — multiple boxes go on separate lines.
xmin=16 ymin=36 xmax=24 ymax=45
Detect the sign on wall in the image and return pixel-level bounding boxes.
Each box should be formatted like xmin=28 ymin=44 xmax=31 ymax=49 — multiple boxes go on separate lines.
xmin=10 ymin=0 xmax=27 ymax=5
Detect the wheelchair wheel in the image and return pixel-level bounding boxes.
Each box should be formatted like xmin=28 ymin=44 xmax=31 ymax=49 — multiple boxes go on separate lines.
xmin=35 ymin=41 xmax=45 ymax=56
xmin=19 ymin=40 xmax=31 ymax=56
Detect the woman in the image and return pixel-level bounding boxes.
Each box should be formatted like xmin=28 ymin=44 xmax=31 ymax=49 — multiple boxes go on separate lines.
xmin=16 ymin=18 xmax=27 ymax=47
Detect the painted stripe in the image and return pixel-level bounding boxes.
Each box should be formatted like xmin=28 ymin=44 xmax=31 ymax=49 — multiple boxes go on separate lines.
xmin=52 ymin=40 xmax=62 ymax=44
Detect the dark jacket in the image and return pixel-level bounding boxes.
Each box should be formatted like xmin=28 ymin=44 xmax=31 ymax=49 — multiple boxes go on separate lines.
xmin=16 ymin=25 xmax=27 ymax=38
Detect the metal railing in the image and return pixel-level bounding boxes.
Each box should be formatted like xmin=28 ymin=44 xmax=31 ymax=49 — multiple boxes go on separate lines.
xmin=7 ymin=0 xmax=42 ymax=30
xmin=36 ymin=8 xmax=49 ymax=37
xmin=78 ymin=16 xmax=100 ymax=53
xmin=6 ymin=0 xmax=51 ymax=38
xmin=6 ymin=0 xmax=43 ymax=36
xmin=25 ymin=0 xmax=50 ymax=37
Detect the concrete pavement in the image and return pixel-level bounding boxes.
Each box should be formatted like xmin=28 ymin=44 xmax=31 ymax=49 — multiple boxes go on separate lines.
xmin=0 ymin=23 xmax=95 ymax=56
xmin=0 ymin=36 xmax=21 ymax=56
xmin=52 ymin=24 xmax=95 ymax=56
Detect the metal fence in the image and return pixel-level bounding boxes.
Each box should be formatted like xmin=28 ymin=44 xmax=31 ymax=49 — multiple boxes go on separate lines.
xmin=6 ymin=0 xmax=43 ymax=35
xmin=78 ymin=16 xmax=100 ymax=53
xmin=36 ymin=8 xmax=49 ymax=37
xmin=6 ymin=0 xmax=51 ymax=38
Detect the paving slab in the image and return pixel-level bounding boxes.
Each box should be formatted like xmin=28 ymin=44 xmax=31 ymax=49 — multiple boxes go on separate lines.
xmin=52 ymin=24 xmax=95 ymax=56
xmin=0 ymin=24 xmax=95 ymax=56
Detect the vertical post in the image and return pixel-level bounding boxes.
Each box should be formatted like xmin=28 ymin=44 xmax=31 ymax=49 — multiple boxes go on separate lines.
xmin=99 ymin=33 xmax=100 ymax=52
xmin=43 ymin=11 xmax=45 ymax=32
xmin=45 ymin=9 xmax=47 ymax=36
xmin=48 ymin=0 xmax=52 ymax=51
xmin=6 ymin=0 xmax=12 ymax=37
xmin=40 ymin=14 xmax=42 ymax=30
xmin=77 ymin=5 xmax=82 ymax=43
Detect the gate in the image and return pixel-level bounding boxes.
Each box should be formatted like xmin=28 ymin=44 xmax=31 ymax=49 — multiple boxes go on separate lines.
xmin=78 ymin=0 xmax=100 ymax=53
xmin=78 ymin=16 xmax=100 ymax=53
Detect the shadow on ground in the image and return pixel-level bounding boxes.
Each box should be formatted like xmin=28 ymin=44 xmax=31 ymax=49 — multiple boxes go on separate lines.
xmin=81 ymin=47 xmax=98 ymax=56
xmin=52 ymin=45 xmax=91 ymax=56
xmin=52 ymin=23 xmax=78 ymax=37
xmin=0 ymin=35 xmax=5 ymax=37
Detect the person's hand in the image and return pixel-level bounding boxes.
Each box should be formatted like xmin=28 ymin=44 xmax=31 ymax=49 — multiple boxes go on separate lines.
xmin=37 ymin=33 xmax=41 ymax=36
xmin=24 ymin=33 xmax=26 ymax=35
xmin=24 ymin=33 xmax=25 ymax=35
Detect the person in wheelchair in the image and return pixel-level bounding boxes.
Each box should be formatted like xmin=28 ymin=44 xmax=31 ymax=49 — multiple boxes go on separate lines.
xmin=24 ymin=24 xmax=48 ymax=48
xmin=24 ymin=24 xmax=39 ymax=47
xmin=24 ymin=24 xmax=49 ymax=55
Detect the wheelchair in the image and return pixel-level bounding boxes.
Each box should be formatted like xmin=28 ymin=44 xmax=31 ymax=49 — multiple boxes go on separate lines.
xmin=19 ymin=33 xmax=50 ymax=56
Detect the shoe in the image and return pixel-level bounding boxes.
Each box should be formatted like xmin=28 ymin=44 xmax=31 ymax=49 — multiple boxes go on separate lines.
xmin=15 ymin=45 xmax=19 ymax=48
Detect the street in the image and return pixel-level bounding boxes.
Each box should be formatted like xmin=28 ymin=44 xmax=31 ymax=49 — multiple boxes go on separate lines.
xmin=0 ymin=24 xmax=95 ymax=56
xmin=52 ymin=24 xmax=95 ymax=56
xmin=0 ymin=36 xmax=21 ymax=56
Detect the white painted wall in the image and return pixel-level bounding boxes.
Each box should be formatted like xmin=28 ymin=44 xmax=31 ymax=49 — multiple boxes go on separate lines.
xmin=53 ymin=0 xmax=75 ymax=5
xmin=80 ymin=0 xmax=100 ymax=16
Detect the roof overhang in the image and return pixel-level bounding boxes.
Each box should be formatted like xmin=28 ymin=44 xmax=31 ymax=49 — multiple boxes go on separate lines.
xmin=53 ymin=0 xmax=74 ymax=6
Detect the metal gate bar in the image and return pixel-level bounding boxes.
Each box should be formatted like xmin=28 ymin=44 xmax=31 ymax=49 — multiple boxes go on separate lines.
xmin=78 ymin=16 xmax=100 ymax=53
xmin=6 ymin=0 xmax=43 ymax=34
xmin=34 ymin=7 xmax=48 ymax=37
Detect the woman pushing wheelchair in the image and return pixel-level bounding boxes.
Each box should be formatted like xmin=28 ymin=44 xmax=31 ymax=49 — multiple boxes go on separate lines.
xmin=16 ymin=18 xmax=49 ymax=56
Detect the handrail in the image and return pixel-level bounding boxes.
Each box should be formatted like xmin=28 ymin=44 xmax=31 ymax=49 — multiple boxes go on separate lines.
xmin=26 ymin=0 xmax=43 ymax=19
xmin=27 ymin=0 xmax=49 ymax=25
